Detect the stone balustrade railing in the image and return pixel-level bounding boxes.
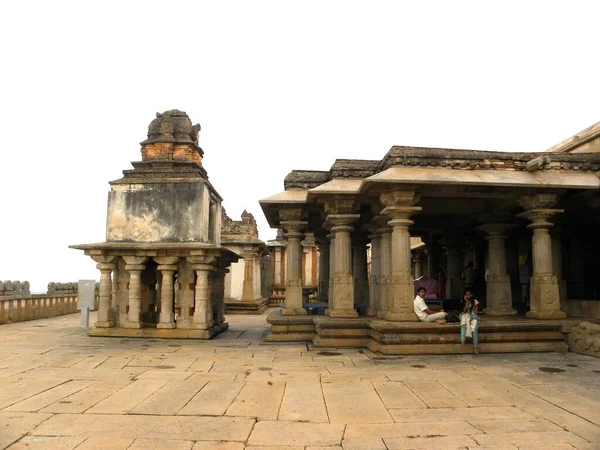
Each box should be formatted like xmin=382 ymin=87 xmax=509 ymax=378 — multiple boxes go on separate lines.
xmin=0 ymin=294 xmax=81 ymax=324
xmin=0 ymin=280 xmax=31 ymax=296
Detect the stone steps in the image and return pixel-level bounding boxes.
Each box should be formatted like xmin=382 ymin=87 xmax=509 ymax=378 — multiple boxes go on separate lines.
xmin=265 ymin=309 xmax=569 ymax=354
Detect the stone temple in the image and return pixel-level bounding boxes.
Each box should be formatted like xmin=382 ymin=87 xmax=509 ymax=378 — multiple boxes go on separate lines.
xmin=259 ymin=123 xmax=600 ymax=353
xmin=71 ymin=110 xmax=238 ymax=338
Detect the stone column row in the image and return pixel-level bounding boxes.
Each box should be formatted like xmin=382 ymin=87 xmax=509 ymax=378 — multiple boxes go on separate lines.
xmin=93 ymin=254 xmax=228 ymax=330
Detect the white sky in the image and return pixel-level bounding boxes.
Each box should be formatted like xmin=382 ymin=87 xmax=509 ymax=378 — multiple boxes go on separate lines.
xmin=1 ymin=1 xmax=598 ymax=293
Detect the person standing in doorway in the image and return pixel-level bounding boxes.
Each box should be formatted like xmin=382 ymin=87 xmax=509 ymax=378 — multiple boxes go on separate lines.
xmin=459 ymin=289 xmax=480 ymax=354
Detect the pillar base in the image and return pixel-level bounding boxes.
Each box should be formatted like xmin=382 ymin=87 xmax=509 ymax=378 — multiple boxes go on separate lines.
xmin=326 ymin=308 xmax=358 ymax=318
xmin=484 ymin=307 xmax=517 ymax=316
xmin=191 ymin=320 xmax=215 ymax=330
xmin=367 ymin=308 xmax=377 ymax=317
xmin=526 ymin=310 xmax=567 ymax=320
xmin=124 ymin=321 xmax=142 ymax=329
xmin=157 ymin=322 xmax=177 ymax=329
xmin=95 ymin=321 xmax=114 ymax=328
xmin=376 ymin=310 xmax=387 ymax=319
xmin=282 ymin=308 xmax=307 ymax=316
xmin=385 ymin=311 xmax=419 ymax=322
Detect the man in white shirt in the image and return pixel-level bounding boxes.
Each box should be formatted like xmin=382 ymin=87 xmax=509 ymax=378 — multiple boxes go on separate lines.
xmin=413 ymin=287 xmax=447 ymax=323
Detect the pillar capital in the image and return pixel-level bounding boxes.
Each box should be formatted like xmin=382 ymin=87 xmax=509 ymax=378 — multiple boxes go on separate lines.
xmin=519 ymin=193 xmax=560 ymax=210
xmin=326 ymin=214 xmax=360 ymax=228
xmin=478 ymin=223 xmax=516 ymax=238
xmin=122 ymin=255 xmax=148 ymax=266
xmin=323 ymin=197 xmax=356 ymax=215
xmin=380 ymin=189 xmax=420 ymax=207
xmin=381 ymin=205 xmax=422 ymax=227
xmin=191 ymin=263 xmax=214 ymax=272
xmin=124 ymin=264 xmax=146 ymax=271
xmin=517 ymin=209 xmax=564 ymax=230
xmin=280 ymin=220 xmax=307 ymax=236
xmin=279 ymin=207 xmax=305 ymax=222
xmin=96 ymin=262 xmax=116 ymax=271
xmin=154 ymin=256 xmax=180 ymax=266
xmin=91 ymin=255 xmax=116 ymax=265
xmin=157 ymin=264 xmax=178 ymax=272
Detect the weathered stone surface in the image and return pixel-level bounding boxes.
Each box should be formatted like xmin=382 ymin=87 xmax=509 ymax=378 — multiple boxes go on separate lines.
xmin=568 ymin=321 xmax=600 ymax=357
xmin=247 ymin=421 xmax=345 ymax=446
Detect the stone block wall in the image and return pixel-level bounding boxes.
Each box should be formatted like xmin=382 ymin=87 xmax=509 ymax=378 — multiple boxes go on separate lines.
xmin=561 ymin=299 xmax=600 ymax=318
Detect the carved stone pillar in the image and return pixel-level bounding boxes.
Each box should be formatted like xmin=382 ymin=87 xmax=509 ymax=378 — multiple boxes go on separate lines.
xmin=155 ymin=256 xmax=179 ymax=329
xmin=213 ymin=266 xmax=228 ymax=325
xmin=281 ymin=219 xmax=308 ymax=315
xmin=381 ymin=191 xmax=422 ymax=321
xmin=316 ymin=237 xmax=330 ymax=302
xmin=413 ymin=250 xmax=424 ymax=279
xmin=518 ymin=194 xmax=566 ymax=319
xmin=352 ymin=237 xmax=369 ymax=308
xmin=445 ymin=244 xmax=462 ymax=300
xmin=123 ymin=256 xmax=148 ymax=328
xmin=377 ymin=221 xmax=392 ymax=319
xmin=327 ymin=214 xmax=360 ymax=317
xmin=92 ymin=255 xmax=116 ymax=328
xmin=190 ymin=263 xmax=214 ymax=329
xmin=551 ymin=228 xmax=568 ymax=301
xmin=327 ymin=232 xmax=335 ymax=304
xmin=479 ymin=224 xmax=516 ymax=315
xmin=367 ymin=229 xmax=381 ymax=317
xmin=241 ymin=248 xmax=259 ymax=301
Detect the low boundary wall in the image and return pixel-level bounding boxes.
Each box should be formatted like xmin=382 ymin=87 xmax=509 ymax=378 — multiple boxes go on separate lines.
xmin=0 ymin=294 xmax=88 ymax=324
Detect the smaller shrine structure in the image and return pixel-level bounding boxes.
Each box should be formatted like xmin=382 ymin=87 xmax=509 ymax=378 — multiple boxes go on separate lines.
xmin=71 ymin=110 xmax=239 ymax=338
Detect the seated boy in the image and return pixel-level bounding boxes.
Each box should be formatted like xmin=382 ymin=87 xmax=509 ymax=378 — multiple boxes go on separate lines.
xmin=413 ymin=287 xmax=447 ymax=323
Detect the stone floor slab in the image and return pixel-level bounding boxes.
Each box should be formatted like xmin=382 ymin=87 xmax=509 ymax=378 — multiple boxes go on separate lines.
xmin=278 ymin=378 xmax=328 ymax=423
xmin=389 ymin=406 xmax=534 ymax=422
xmin=128 ymin=438 xmax=195 ymax=450
xmin=75 ymin=436 xmax=135 ymax=450
xmin=179 ymin=380 xmax=245 ymax=416
xmin=344 ymin=421 xmax=481 ymax=439
xmin=191 ymin=442 xmax=245 ymax=450
xmin=31 ymin=414 xmax=255 ymax=441
xmin=247 ymin=421 xmax=344 ymax=446
xmin=6 ymin=436 xmax=86 ymax=450
xmin=4 ymin=380 xmax=92 ymax=412
xmin=403 ymin=380 xmax=467 ymax=408
xmin=40 ymin=379 xmax=130 ymax=413
xmin=384 ymin=434 xmax=477 ymax=449
xmin=472 ymin=431 xmax=586 ymax=446
xmin=373 ymin=381 xmax=427 ymax=409
xmin=322 ymin=382 xmax=392 ymax=424
xmin=225 ymin=380 xmax=286 ymax=420
xmin=85 ymin=378 xmax=168 ymax=414
xmin=132 ymin=379 xmax=208 ymax=415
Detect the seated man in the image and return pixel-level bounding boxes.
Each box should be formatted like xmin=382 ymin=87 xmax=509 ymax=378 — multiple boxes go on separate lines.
xmin=414 ymin=287 xmax=447 ymax=323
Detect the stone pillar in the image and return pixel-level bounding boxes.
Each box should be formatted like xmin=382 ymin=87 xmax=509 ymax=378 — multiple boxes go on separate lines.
xmin=155 ymin=256 xmax=179 ymax=329
xmin=326 ymin=214 xmax=360 ymax=317
xmin=378 ymin=222 xmax=392 ymax=319
xmin=551 ymin=229 xmax=568 ymax=301
xmin=327 ymin=232 xmax=335 ymax=304
xmin=213 ymin=266 xmax=228 ymax=325
xmin=381 ymin=203 xmax=421 ymax=322
xmin=191 ymin=263 xmax=214 ymax=329
xmin=281 ymin=220 xmax=308 ymax=315
xmin=123 ymin=256 xmax=148 ymax=329
xmin=445 ymin=245 xmax=462 ymax=300
xmin=479 ymin=224 xmax=516 ymax=315
xmin=253 ymin=254 xmax=262 ymax=299
xmin=316 ymin=237 xmax=330 ymax=302
xmin=241 ymin=251 xmax=256 ymax=301
xmin=413 ymin=250 xmax=424 ymax=279
xmin=367 ymin=229 xmax=381 ymax=316
xmin=352 ymin=237 xmax=369 ymax=307
xmin=518 ymin=194 xmax=566 ymax=319
xmin=92 ymin=255 xmax=116 ymax=328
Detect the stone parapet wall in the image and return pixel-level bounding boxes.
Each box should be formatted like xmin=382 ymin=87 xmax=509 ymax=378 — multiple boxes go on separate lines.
xmin=561 ymin=299 xmax=600 ymax=318
xmin=0 ymin=294 xmax=85 ymax=325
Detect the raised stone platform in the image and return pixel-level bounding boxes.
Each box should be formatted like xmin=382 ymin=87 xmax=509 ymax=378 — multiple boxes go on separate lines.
xmin=89 ymin=322 xmax=229 ymax=339
xmin=266 ymin=309 xmax=568 ymax=354
xmin=225 ymin=298 xmax=268 ymax=315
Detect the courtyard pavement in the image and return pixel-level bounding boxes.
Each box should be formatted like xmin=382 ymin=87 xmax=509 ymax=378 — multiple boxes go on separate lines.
xmin=1 ymin=310 xmax=599 ymax=450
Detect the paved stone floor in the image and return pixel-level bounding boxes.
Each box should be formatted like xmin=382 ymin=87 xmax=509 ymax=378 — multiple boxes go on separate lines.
xmin=1 ymin=310 xmax=600 ymax=450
